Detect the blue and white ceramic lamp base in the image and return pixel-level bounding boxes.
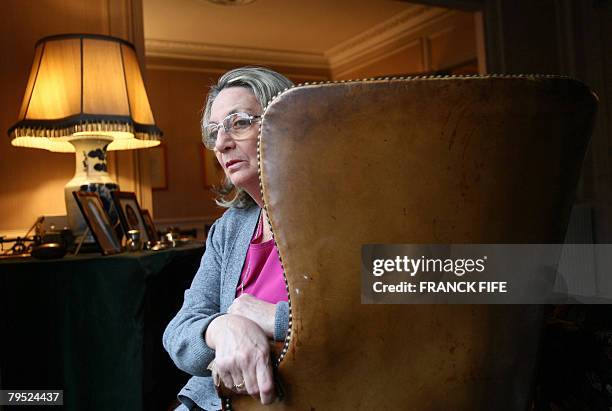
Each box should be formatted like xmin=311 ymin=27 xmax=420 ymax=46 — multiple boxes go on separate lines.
xmin=64 ymin=135 xmax=120 ymax=242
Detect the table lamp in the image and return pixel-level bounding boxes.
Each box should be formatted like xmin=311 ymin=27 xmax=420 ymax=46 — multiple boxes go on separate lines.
xmin=8 ymin=33 xmax=162 ymax=238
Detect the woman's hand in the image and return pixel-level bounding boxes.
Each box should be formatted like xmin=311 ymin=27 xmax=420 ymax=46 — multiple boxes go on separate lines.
xmin=228 ymin=294 xmax=276 ymax=338
xmin=205 ymin=314 xmax=275 ymax=404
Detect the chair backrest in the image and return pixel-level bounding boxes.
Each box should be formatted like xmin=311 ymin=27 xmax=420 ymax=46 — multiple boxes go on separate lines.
xmin=228 ymin=76 xmax=597 ymax=410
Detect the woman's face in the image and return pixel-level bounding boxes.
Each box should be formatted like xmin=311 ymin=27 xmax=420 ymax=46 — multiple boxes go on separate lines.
xmin=210 ymin=87 xmax=263 ymax=197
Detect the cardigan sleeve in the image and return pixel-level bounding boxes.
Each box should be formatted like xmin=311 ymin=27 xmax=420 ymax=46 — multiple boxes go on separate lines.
xmin=162 ymin=221 xmax=224 ymax=377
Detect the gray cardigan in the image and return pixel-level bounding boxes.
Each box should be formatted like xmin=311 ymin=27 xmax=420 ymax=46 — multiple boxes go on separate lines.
xmin=163 ymin=205 xmax=290 ymax=411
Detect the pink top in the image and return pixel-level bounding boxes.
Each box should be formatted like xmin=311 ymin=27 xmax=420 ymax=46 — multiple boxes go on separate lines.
xmin=235 ymin=213 xmax=288 ymax=304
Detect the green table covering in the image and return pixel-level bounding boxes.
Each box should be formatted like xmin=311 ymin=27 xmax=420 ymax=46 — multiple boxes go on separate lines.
xmin=0 ymin=244 xmax=204 ymax=411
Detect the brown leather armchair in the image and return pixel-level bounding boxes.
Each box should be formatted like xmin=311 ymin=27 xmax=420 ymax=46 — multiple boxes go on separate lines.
xmin=227 ymin=76 xmax=597 ymax=410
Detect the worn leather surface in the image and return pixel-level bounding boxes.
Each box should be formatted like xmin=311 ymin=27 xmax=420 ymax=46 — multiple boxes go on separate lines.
xmin=229 ymin=77 xmax=597 ymax=410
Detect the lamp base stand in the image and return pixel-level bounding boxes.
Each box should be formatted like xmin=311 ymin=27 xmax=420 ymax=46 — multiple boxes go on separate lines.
xmin=64 ymin=135 xmax=120 ymax=241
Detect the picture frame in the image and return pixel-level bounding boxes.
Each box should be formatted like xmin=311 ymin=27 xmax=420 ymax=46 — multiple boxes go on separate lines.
xmin=199 ymin=144 xmax=225 ymax=189
xmin=111 ymin=191 xmax=150 ymax=243
xmin=140 ymin=209 xmax=159 ymax=243
xmin=149 ymin=143 xmax=168 ymax=190
xmin=72 ymin=192 xmax=122 ymax=255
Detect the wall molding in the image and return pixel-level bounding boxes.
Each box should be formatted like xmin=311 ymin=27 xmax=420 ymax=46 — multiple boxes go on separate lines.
xmin=333 ymin=38 xmax=423 ymax=79
xmin=145 ymin=55 xmax=331 ymax=80
xmin=326 ymin=6 xmax=452 ymax=77
xmin=144 ymin=6 xmax=458 ymax=80
xmin=145 ymin=39 xmax=329 ymax=69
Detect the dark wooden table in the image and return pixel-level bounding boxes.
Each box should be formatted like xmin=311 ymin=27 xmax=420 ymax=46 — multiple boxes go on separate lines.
xmin=0 ymin=244 xmax=203 ymax=411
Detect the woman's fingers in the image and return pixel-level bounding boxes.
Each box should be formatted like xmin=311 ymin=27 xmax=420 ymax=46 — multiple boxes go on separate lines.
xmin=216 ymin=353 xmax=246 ymax=394
xmin=218 ymin=366 xmax=235 ymax=393
xmin=218 ymin=354 xmax=272 ymax=400
xmin=229 ymin=368 xmax=246 ymax=394
xmin=240 ymin=349 xmax=274 ymax=403
xmin=242 ymin=364 xmax=260 ymax=399
xmin=255 ymin=354 xmax=275 ymax=404
xmin=210 ymin=315 xmax=276 ymax=401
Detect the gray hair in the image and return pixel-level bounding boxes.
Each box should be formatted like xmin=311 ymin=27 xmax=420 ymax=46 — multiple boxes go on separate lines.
xmin=202 ymin=66 xmax=293 ymax=209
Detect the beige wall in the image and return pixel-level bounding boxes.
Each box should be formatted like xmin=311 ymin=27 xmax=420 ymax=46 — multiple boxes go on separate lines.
xmin=145 ymin=68 xmax=220 ymax=224
xmin=0 ymin=2 xmax=477 ymax=237
xmin=0 ymin=0 xmax=151 ymax=236
xmin=144 ymin=62 xmax=325 ymax=231
xmin=143 ymin=10 xmax=477 ymax=233
xmin=335 ymin=10 xmax=477 ymax=79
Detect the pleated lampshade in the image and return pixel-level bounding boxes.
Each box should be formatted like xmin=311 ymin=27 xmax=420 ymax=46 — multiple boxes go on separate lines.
xmin=8 ymin=33 xmax=162 ymax=152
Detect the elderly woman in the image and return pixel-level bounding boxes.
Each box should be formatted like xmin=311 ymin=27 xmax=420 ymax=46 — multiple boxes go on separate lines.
xmin=163 ymin=67 xmax=293 ymax=411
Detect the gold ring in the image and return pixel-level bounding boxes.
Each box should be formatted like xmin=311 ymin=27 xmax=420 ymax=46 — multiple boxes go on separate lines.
xmin=234 ymin=381 xmax=245 ymax=390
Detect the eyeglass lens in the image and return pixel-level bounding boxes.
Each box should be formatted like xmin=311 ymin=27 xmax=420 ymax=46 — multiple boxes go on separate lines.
xmin=204 ymin=113 xmax=258 ymax=148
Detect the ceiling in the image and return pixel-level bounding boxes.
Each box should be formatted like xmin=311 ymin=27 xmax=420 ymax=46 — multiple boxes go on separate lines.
xmin=143 ymin=0 xmax=421 ymax=54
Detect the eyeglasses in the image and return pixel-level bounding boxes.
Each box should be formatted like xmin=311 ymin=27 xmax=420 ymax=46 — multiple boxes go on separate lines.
xmin=203 ymin=112 xmax=262 ymax=149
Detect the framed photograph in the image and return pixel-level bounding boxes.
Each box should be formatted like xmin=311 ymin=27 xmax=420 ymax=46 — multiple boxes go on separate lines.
xmin=200 ymin=144 xmax=225 ymax=189
xmin=149 ymin=143 xmax=168 ymax=190
xmin=73 ymin=192 xmax=122 ymax=255
xmin=140 ymin=209 xmax=159 ymax=242
xmin=111 ymin=191 xmax=150 ymax=243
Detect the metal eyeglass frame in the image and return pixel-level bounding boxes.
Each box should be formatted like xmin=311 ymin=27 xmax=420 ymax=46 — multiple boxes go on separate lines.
xmin=203 ymin=112 xmax=262 ymax=149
